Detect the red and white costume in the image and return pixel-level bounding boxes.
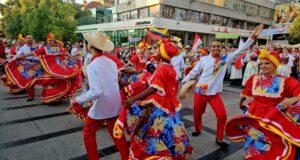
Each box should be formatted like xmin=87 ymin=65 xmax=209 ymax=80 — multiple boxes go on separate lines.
xmin=183 ymin=36 xmax=256 ymax=140
xmin=75 ymin=53 xmax=129 ymax=160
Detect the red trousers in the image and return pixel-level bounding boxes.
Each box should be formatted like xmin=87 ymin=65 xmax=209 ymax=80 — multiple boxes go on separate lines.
xmin=193 ymin=92 xmax=227 ymax=140
xmin=83 ymin=116 xmax=129 ymax=160
xmin=27 ymin=86 xmax=34 ymax=98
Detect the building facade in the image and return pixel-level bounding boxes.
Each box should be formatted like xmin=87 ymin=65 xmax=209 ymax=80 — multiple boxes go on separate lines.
xmin=77 ymin=0 xmax=276 ymax=46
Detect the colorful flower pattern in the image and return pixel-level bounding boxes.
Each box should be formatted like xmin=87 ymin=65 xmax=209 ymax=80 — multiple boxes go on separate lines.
xmin=243 ymin=126 xmax=271 ymax=159
xmin=126 ymin=103 xmax=193 ymax=158
xmin=253 ymin=76 xmax=284 ymax=98
xmin=16 ymin=60 xmax=45 ymax=80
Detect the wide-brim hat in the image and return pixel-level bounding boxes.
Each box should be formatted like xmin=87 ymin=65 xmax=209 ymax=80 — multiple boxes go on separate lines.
xmin=177 ymin=42 xmax=183 ymax=49
xmin=178 ymin=80 xmax=195 ymax=99
xmin=83 ymin=32 xmax=114 ymax=52
xmin=185 ymin=45 xmax=191 ymax=49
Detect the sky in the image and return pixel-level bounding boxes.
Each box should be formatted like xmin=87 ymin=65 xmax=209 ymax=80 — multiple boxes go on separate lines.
xmin=0 ymin=0 xmax=6 ymax=4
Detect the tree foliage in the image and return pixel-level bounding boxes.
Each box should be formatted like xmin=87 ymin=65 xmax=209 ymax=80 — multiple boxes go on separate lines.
xmin=288 ymin=14 xmax=300 ymax=45
xmin=1 ymin=0 xmax=79 ymax=42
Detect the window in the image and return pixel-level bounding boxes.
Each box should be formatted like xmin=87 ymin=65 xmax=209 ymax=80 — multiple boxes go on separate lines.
xmin=232 ymin=20 xmax=241 ymax=29
xmin=149 ymin=5 xmax=160 ymax=17
xmin=224 ymin=0 xmax=235 ymax=10
xmin=187 ymin=11 xmax=200 ymax=23
xmin=220 ymin=17 xmax=229 ymax=26
xmin=139 ymin=8 xmax=148 ymax=18
xmin=174 ymin=8 xmax=187 ymax=21
xmin=130 ymin=10 xmax=138 ymax=19
xmin=119 ymin=12 xmax=130 ymax=21
xmin=233 ymin=0 xmax=244 ymax=12
xmin=247 ymin=23 xmax=257 ymax=30
xmin=200 ymin=12 xmax=210 ymax=24
xmin=161 ymin=5 xmax=175 ymax=19
xmin=210 ymin=14 xmax=221 ymax=25
xmin=245 ymin=2 xmax=259 ymax=16
xmin=258 ymin=7 xmax=272 ymax=18
xmin=232 ymin=20 xmax=246 ymax=29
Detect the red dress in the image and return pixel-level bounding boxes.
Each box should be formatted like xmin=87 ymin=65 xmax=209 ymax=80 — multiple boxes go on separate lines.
xmin=130 ymin=54 xmax=147 ymax=71
xmin=125 ymin=63 xmax=192 ymax=159
xmin=34 ymin=47 xmax=78 ymax=79
xmin=5 ymin=46 xmax=81 ymax=103
xmin=141 ymin=63 xmax=181 ymax=113
xmin=226 ymin=74 xmax=300 ymax=159
xmin=148 ymin=54 xmax=158 ymax=63
xmin=10 ymin=46 xmax=17 ymax=56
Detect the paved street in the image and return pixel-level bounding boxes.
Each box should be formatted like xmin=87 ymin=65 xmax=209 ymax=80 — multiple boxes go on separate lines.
xmin=0 ymin=83 xmax=245 ymax=160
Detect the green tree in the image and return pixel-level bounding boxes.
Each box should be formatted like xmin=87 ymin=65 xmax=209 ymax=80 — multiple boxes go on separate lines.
xmin=74 ymin=6 xmax=92 ymax=20
xmin=288 ymin=15 xmax=300 ymax=45
xmin=2 ymin=0 xmax=78 ymax=42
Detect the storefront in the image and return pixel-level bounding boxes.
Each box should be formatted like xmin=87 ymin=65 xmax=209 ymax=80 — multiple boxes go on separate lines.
xmin=76 ymin=17 xmax=267 ymax=47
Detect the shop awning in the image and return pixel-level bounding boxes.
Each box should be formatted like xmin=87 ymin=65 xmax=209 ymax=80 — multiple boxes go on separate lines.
xmin=215 ymin=33 xmax=239 ymax=39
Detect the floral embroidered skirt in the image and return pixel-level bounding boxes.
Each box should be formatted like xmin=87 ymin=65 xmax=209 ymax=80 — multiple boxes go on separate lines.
xmin=126 ymin=103 xmax=193 ymax=160
xmin=226 ymin=104 xmax=300 ymax=160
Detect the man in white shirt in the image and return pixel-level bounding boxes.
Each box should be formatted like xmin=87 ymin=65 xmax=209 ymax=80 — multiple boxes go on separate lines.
xmin=182 ymin=24 xmax=264 ymax=148
xmin=72 ymin=32 xmax=129 ymax=160
xmin=171 ymin=51 xmax=186 ymax=80
xmin=12 ymin=35 xmax=38 ymax=101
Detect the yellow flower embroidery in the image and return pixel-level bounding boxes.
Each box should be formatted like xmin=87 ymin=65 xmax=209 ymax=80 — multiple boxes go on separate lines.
xmin=18 ymin=66 xmax=24 ymax=72
xmin=27 ymin=70 xmax=35 ymax=77
xmin=173 ymin=125 xmax=183 ymax=137
xmin=248 ymin=128 xmax=260 ymax=140
xmin=152 ymin=117 xmax=166 ymax=133
xmin=155 ymin=140 xmax=167 ymax=152
xmin=127 ymin=115 xmax=137 ymax=126
xmin=174 ymin=142 xmax=185 ymax=154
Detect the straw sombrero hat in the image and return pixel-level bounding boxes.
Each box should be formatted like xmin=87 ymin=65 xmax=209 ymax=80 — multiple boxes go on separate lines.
xmin=83 ymin=32 xmax=114 ymax=52
xmin=185 ymin=45 xmax=191 ymax=49
xmin=179 ymin=80 xmax=195 ymax=99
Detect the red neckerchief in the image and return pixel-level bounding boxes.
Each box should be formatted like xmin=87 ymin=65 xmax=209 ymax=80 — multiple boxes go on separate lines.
xmin=211 ymin=53 xmax=220 ymax=59
xmin=91 ymin=53 xmax=104 ymax=62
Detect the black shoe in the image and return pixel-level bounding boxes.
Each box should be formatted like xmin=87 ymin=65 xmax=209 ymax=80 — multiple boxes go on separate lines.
xmin=192 ymin=131 xmax=201 ymax=137
xmin=216 ymin=139 xmax=229 ymax=148
xmin=26 ymin=97 xmax=34 ymax=101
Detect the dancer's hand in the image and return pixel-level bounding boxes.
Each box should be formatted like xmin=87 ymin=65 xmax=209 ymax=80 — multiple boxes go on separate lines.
xmin=282 ymin=97 xmax=298 ymax=110
xmin=124 ymin=98 xmax=135 ymax=108
xmin=252 ymin=24 xmax=264 ymax=37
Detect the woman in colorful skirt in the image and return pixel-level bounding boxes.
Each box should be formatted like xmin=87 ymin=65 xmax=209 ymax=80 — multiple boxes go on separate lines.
xmin=226 ymin=49 xmax=300 ymax=159
xmin=123 ymin=39 xmax=193 ymax=160
xmin=5 ymin=33 xmax=81 ymax=103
